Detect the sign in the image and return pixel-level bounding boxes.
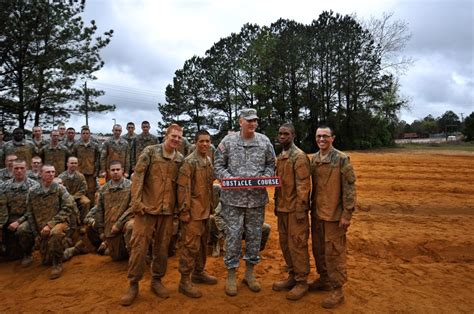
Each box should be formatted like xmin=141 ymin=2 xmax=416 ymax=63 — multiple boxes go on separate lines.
xmin=220 ymin=176 xmax=281 ymax=190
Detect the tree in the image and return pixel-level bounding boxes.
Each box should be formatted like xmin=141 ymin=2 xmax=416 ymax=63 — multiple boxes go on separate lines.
xmin=0 ymin=0 xmax=113 ymax=129
xmin=437 ymin=110 xmax=461 ymax=134
xmin=462 ymin=112 xmax=474 ymax=141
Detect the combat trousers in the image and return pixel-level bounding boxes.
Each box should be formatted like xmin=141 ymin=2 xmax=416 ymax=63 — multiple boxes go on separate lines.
xmin=127 ymin=213 xmax=173 ymax=283
xmin=222 ymin=205 xmax=264 ymax=269
xmin=84 ymin=175 xmax=97 ymax=206
xmin=3 ymin=221 xmax=34 ymax=259
xmin=311 ymin=218 xmax=347 ymax=289
xmin=277 ymin=212 xmax=310 ymax=281
xmin=75 ymin=195 xmax=91 ymax=223
xmin=40 ymin=223 xmax=68 ymax=265
xmin=178 ymin=219 xmax=209 ymax=275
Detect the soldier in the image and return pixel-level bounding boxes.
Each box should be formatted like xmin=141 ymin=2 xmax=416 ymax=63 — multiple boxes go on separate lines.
xmin=40 ymin=130 xmax=69 ymax=175
xmin=62 ymin=127 xmax=77 ymax=153
xmin=58 ymin=156 xmax=90 ymax=223
xmin=0 ymin=128 xmax=5 ymax=168
xmin=177 ymin=136 xmax=192 ymax=157
xmin=214 ymin=108 xmax=276 ymax=296
xmin=72 ymin=126 xmax=100 ymax=205
xmin=84 ymin=160 xmax=134 ymax=261
xmin=3 ymin=128 xmax=36 ymax=168
xmin=309 ymin=126 xmax=357 ymax=309
xmin=131 ymin=120 xmax=159 ymax=171
xmin=26 ymin=164 xmax=75 ymax=279
xmin=57 ymin=123 xmax=67 ymax=142
xmin=272 ymin=123 xmax=311 ymax=300
xmin=31 ymin=126 xmax=49 ymax=152
xmin=27 ymin=156 xmax=42 ymax=181
xmin=122 ymin=122 xmax=137 ymax=175
xmin=0 ymin=159 xmax=39 ymax=265
xmin=120 ymin=124 xmax=184 ymax=306
xmin=100 ymin=124 xmax=130 ymax=178
xmin=0 ymin=154 xmax=17 ymax=182
xmin=176 ymin=130 xmax=218 ymax=298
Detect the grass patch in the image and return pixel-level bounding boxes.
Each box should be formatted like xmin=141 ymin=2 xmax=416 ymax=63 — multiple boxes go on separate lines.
xmin=396 ymin=141 xmax=474 ymax=152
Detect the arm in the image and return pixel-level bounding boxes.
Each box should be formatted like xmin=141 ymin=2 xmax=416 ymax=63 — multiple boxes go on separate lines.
xmin=214 ymin=139 xmax=232 ymax=179
xmin=0 ymin=192 xmax=7 ymax=232
xmin=49 ymin=186 xmax=74 ymax=227
xmin=340 ymin=156 xmax=357 ymax=227
xmin=176 ymin=161 xmax=192 ymax=222
xmin=99 ymin=142 xmax=108 ymax=175
xmin=94 ymin=190 xmax=105 ymax=232
xmin=294 ymin=153 xmax=311 ymax=222
xmin=263 ymin=140 xmax=276 ymax=177
xmin=130 ymin=146 xmax=151 ymax=214
xmin=124 ymin=142 xmax=131 ymax=175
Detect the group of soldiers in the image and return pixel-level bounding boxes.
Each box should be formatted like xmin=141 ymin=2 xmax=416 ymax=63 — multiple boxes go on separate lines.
xmin=0 ymin=108 xmax=356 ymax=309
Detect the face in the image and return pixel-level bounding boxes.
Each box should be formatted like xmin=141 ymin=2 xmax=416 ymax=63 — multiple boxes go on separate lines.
xmin=13 ymin=161 xmax=27 ymax=181
xmin=58 ymin=125 xmax=66 ymax=135
xmin=196 ymin=134 xmax=211 ymax=156
xmin=33 ymin=127 xmax=42 ymax=138
xmin=109 ymin=164 xmax=124 ymax=182
xmin=81 ymin=130 xmax=90 ymax=141
xmin=6 ymin=155 xmax=17 ymax=169
xmin=278 ymin=126 xmax=294 ymax=148
xmin=316 ymin=128 xmax=334 ymax=151
xmin=141 ymin=123 xmax=150 ymax=134
xmin=240 ymin=118 xmax=258 ymax=137
xmin=67 ymin=157 xmax=78 ymax=171
xmin=165 ymin=129 xmax=183 ymax=150
xmin=41 ymin=166 xmax=56 ymax=185
xmin=13 ymin=129 xmax=24 ymax=141
xmin=50 ymin=131 xmax=60 ymax=143
xmin=67 ymin=129 xmax=75 ymax=140
xmin=32 ymin=158 xmax=42 ymax=171
xmin=127 ymin=124 xmax=135 ymax=134
xmin=112 ymin=126 xmax=122 ymax=138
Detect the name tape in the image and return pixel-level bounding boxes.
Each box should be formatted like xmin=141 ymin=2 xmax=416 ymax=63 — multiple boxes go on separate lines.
xmin=221 ymin=176 xmax=281 ymax=189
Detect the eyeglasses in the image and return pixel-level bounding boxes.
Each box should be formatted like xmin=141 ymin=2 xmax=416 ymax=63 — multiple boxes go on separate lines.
xmin=316 ymin=135 xmax=332 ymax=139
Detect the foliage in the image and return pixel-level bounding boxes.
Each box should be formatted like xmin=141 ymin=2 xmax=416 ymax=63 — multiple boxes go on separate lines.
xmin=462 ymin=112 xmax=474 ymax=141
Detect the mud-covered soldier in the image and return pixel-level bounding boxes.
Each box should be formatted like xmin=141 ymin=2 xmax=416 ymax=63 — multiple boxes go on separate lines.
xmin=176 ymin=130 xmax=218 ymax=298
xmin=72 ymin=126 xmax=101 ymax=205
xmin=31 ymin=126 xmax=49 ymax=152
xmin=0 ymin=154 xmax=17 ymax=182
xmin=309 ymin=126 xmax=357 ymax=309
xmin=40 ymin=130 xmax=69 ymax=175
xmin=3 ymin=128 xmax=35 ymax=168
xmin=84 ymin=160 xmax=134 ymax=261
xmin=214 ymin=108 xmax=276 ymax=297
xmin=272 ymin=123 xmax=311 ymax=301
xmin=62 ymin=127 xmax=77 ymax=153
xmin=26 ymin=164 xmax=75 ymax=279
xmin=121 ymin=122 xmax=137 ymax=176
xmin=0 ymin=159 xmax=39 ymax=266
xmin=58 ymin=157 xmax=91 ymax=224
xmin=131 ymin=120 xmax=159 ymax=171
xmin=27 ymin=156 xmax=42 ymax=181
xmin=57 ymin=123 xmax=66 ymax=142
xmin=100 ymin=124 xmax=130 ymax=179
xmin=121 ymin=124 xmax=184 ymax=306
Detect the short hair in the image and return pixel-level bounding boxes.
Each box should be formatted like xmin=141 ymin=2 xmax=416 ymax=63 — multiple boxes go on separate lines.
xmin=109 ymin=160 xmax=122 ymax=169
xmin=280 ymin=123 xmax=295 ymax=136
xmin=127 ymin=122 xmax=135 ymax=127
xmin=316 ymin=125 xmax=334 ymax=136
xmin=67 ymin=156 xmax=78 ymax=163
xmin=165 ymin=123 xmax=183 ymax=136
xmin=141 ymin=121 xmax=150 ymax=126
xmin=12 ymin=158 xmax=26 ymax=165
xmin=113 ymin=124 xmax=122 ymax=129
xmin=66 ymin=127 xmax=75 ymax=132
xmin=13 ymin=127 xmax=23 ymax=133
xmin=195 ymin=129 xmax=211 ymax=142
xmin=32 ymin=125 xmax=41 ymax=131
xmin=41 ymin=164 xmax=55 ymax=171
xmin=32 ymin=156 xmax=42 ymax=162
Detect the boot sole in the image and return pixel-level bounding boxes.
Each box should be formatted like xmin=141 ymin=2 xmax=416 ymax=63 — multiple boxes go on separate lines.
xmin=179 ymin=286 xmax=202 ymax=298
xmin=191 ymin=278 xmax=218 ymax=285
xmin=321 ymin=297 xmax=345 ymax=309
xmin=225 ymin=288 xmax=238 ymax=297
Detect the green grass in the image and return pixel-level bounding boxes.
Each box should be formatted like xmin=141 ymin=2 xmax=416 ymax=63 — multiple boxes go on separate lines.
xmin=396 ymin=141 xmax=474 ymax=152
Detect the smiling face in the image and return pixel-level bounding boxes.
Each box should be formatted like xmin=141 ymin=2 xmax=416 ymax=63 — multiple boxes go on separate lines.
xmin=112 ymin=125 xmax=122 ymax=139
xmin=315 ymin=127 xmax=334 ymax=153
xmin=196 ymin=134 xmax=211 ymax=157
xmin=164 ymin=129 xmax=183 ymax=152
xmin=239 ymin=118 xmax=258 ymax=139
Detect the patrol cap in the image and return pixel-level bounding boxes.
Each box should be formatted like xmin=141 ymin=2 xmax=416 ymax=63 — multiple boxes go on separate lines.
xmin=239 ymin=108 xmax=258 ymax=120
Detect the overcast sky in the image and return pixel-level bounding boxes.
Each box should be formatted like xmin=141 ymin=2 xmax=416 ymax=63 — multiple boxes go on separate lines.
xmin=65 ymin=0 xmax=473 ymax=134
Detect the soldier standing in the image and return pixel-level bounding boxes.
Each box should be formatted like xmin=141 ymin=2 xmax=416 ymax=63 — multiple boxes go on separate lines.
xmin=131 ymin=120 xmax=159 ymax=171
xmin=272 ymin=123 xmax=311 ymax=300
xmin=62 ymin=127 xmax=77 ymax=153
xmin=214 ymin=108 xmax=276 ymax=296
xmin=0 ymin=128 xmax=5 ymax=168
xmin=40 ymin=130 xmax=69 ymax=175
xmin=309 ymin=126 xmax=357 ymax=309
xmin=100 ymin=124 xmax=130 ymax=178
xmin=31 ymin=126 xmax=49 ymax=152
xmin=120 ymin=124 xmax=184 ymax=306
xmin=3 ymin=128 xmax=35 ymax=168
xmin=122 ymin=122 xmax=137 ymax=176
xmin=0 ymin=159 xmax=39 ymax=266
xmin=26 ymin=164 xmax=75 ymax=279
xmin=27 ymin=156 xmax=42 ymax=181
xmin=176 ymin=130 xmax=217 ymax=298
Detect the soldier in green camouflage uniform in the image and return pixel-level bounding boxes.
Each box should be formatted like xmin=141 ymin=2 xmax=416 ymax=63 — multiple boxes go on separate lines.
xmin=3 ymin=128 xmax=36 ymax=168
xmin=40 ymin=130 xmax=69 ymax=176
xmin=214 ymin=108 xmax=276 ymax=297
xmin=100 ymin=124 xmax=130 ymax=178
xmin=131 ymin=121 xmax=159 ymax=171
xmin=26 ymin=164 xmax=75 ymax=279
xmin=0 ymin=159 xmax=38 ymax=266
xmin=31 ymin=126 xmax=49 ymax=152
xmin=0 ymin=154 xmax=17 ymax=182
xmin=62 ymin=127 xmax=77 ymax=154
xmin=309 ymin=126 xmax=357 ymax=309
xmin=84 ymin=160 xmax=133 ymax=261
xmin=122 ymin=122 xmax=137 ymax=176
xmin=27 ymin=156 xmax=42 ymax=182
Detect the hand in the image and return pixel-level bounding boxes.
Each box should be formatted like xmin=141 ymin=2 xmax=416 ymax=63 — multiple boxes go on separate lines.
xmin=8 ymin=221 xmax=20 ymax=231
xmin=295 ymin=211 xmax=307 ymax=223
xmin=41 ymin=225 xmax=51 ymax=237
xmin=111 ymin=224 xmax=120 ymax=234
xmin=100 ymin=171 xmax=106 ymax=177
xmin=99 ymin=233 xmax=105 ymax=241
xmin=179 ymin=211 xmax=190 ymax=223
xmin=339 ymin=217 xmax=351 ymax=230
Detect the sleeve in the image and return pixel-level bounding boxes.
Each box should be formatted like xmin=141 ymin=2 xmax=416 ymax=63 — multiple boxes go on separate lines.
xmin=263 ymin=140 xmax=276 ymax=177
xmin=115 ymin=207 xmax=133 ymax=230
xmin=294 ymin=153 xmax=311 ymax=213
xmin=25 ymin=192 xmax=38 ymax=237
xmin=131 ymin=139 xmax=137 ymax=169
xmin=124 ymin=142 xmax=131 ymax=175
xmin=94 ymin=144 xmax=101 ymax=177
xmin=340 ymin=155 xmax=357 ymax=220
xmin=176 ymin=161 xmax=192 ymax=214
xmin=0 ymin=192 xmax=7 ymax=230
xmin=99 ymin=142 xmax=108 ymax=173
xmin=213 ymin=138 xmax=232 ymax=179
xmin=130 ymin=146 xmax=151 ymax=213
xmin=76 ymin=175 xmax=88 ymax=198
xmin=49 ymin=187 xmax=74 ymax=227
xmin=94 ymin=190 xmax=105 ymax=232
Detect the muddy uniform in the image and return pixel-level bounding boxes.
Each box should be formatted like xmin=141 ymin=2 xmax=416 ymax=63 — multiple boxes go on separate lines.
xmin=0 ymin=168 xmax=13 ymax=182
xmin=40 ymin=143 xmax=69 ymax=176
xmin=3 ymin=140 xmax=36 ymax=168
xmin=100 ymin=138 xmax=130 ymax=176
xmin=58 ymin=170 xmax=90 ymax=222
xmin=32 ymin=138 xmax=49 ymax=153
xmin=176 ymin=151 xmax=214 ymax=276
xmin=26 ymin=182 xmax=74 ymax=265
xmin=131 ymin=133 xmax=159 ymax=170
xmin=72 ymin=140 xmax=100 ymax=205
xmin=275 ymin=143 xmax=311 ymax=283
xmin=85 ymin=178 xmax=133 ymax=261
xmin=214 ymin=132 xmax=275 ymax=269
xmin=121 ymin=134 xmax=136 ymax=175
xmin=0 ymin=178 xmax=39 ymax=259
xmin=127 ymin=144 xmax=183 ymax=283
xmin=310 ymin=147 xmax=356 ymax=290
xmin=27 ymin=170 xmax=41 ymax=182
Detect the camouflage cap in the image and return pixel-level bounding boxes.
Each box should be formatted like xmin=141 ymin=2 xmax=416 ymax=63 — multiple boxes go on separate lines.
xmin=239 ymin=108 xmax=258 ymax=120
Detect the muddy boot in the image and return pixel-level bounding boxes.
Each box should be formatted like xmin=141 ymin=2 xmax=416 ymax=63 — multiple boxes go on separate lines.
xmin=120 ymin=282 xmax=139 ymax=306
xmin=272 ymin=275 xmax=296 ymax=291
xmin=321 ymin=288 xmax=345 ymax=309
xmin=49 ymin=259 xmax=63 ymax=280
xmin=286 ymin=281 xmax=308 ymax=301
xmin=179 ymin=274 xmax=202 ymax=298
xmin=308 ymin=277 xmax=332 ymax=291
xmin=225 ymin=268 xmax=238 ymax=296
xmin=211 ymin=243 xmax=220 ymax=257
xmin=151 ymin=278 xmax=170 ymax=299
xmin=21 ymin=255 xmax=33 ymax=268
xmin=192 ymin=271 xmax=218 ymax=285
xmin=242 ymin=262 xmax=261 ymax=292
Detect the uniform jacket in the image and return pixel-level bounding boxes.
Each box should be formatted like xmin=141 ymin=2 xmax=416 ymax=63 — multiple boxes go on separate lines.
xmin=58 ymin=170 xmax=88 ymax=199
xmin=131 ymin=133 xmax=159 ymax=167
xmin=3 ymin=139 xmax=36 ymax=168
xmin=40 ymin=143 xmax=69 ymax=175
xmin=0 ymin=178 xmax=39 ymax=228
xmin=100 ymin=138 xmax=130 ymax=174
xmin=72 ymin=140 xmax=100 ymax=176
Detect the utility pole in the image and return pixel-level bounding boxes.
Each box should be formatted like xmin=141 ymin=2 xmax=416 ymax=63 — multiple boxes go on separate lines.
xmin=84 ymin=81 xmax=89 ymax=126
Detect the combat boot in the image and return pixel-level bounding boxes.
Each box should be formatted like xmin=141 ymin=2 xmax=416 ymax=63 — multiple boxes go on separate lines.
xmin=21 ymin=255 xmax=33 ymax=268
xmin=120 ymin=282 xmax=139 ymax=306
xmin=272 ymin=275 xmax=296 ymax=291
xmin=308 ymin=277 xmax=332 ymax=291
xmin=286 ymin=281 xmax=308 ymax=301
xmin=192 ymin=271 xmax=218 ymax=285
xmin=225 ymin=268 xmax=238 ymax=296
xmin=179 ymin=275 xmax=202 ymax=298
xmin=242 ymin=262 xmax=261 ymax=292
xmin=49 ymin=259 xmax=63 ymax=280
xmin=321 ymin=288 xmax=345 ymax=309
xmin=151 ymin=278 xmax=170 ymax=299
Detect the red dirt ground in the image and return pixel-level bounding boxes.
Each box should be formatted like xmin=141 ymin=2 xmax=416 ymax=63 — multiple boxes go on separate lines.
xmin=1 ymin=149 xmax=473 ymax=313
